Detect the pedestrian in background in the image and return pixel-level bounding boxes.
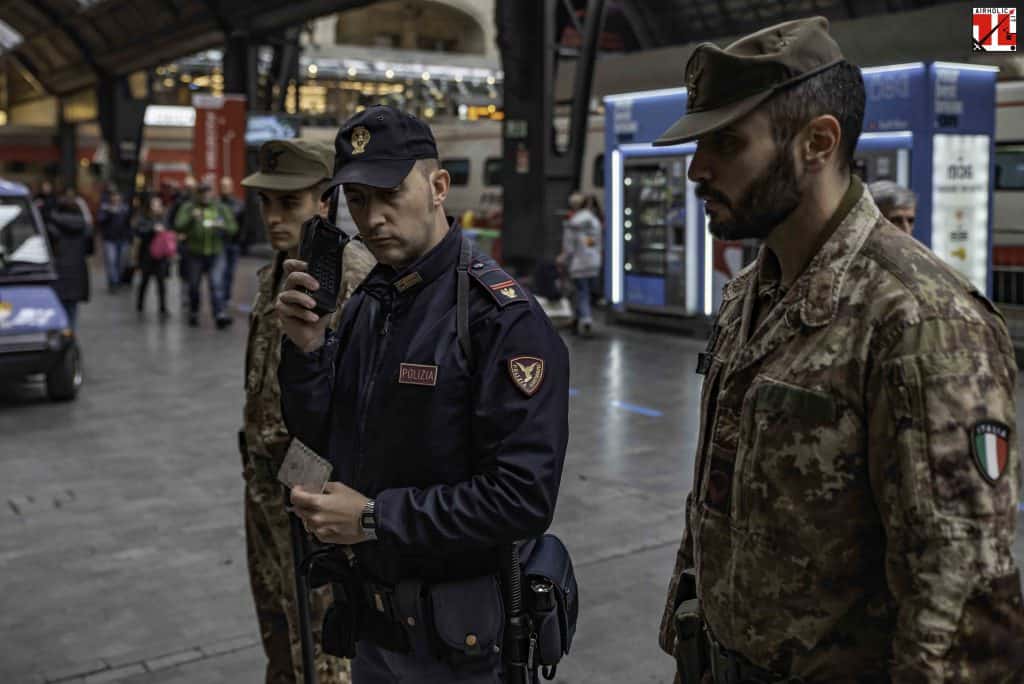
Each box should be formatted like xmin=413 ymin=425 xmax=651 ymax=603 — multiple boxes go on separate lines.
xmin=34 ymin=179 xmax=58 ymax=219
xmin=868 ymin=179 xmax=916 ymax=235
xmin=558 ymin=191 xmax=603 ymax=336
xmin=168 ymin=176 xmax=197 ymax=313
xmin=97 ymin=190 xmax=133 ymax=293
xmin=132 ymin=195 xmax=173 ymax=319
xmin=174 ymin=182 xmax=237 ymax=328
xmin=45 ymin=187 xmax=93 ymax=329
xmin=585 ymin=192 xmax=606 ymax=302
xmin=219 ymin=176 xmax=246 ymax=308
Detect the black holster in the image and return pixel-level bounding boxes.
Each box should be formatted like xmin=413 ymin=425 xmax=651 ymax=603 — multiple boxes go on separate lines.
xmin=672 ymin=569 xmax=708 ymax=684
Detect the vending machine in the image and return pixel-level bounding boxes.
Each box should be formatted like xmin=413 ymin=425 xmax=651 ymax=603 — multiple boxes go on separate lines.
xmin=603 ymin=61 xmax=998 ymax=323
xmin=603 ymin=89 xmax=709 ymax=318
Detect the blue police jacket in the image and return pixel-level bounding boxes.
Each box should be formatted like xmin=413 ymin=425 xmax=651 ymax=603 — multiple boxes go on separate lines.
xmin=279 ymin=222 xmax=570 ymax=584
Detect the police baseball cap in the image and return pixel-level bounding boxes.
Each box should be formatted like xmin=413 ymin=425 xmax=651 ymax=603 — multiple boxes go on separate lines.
xmin=326 ymin=105 xmax=438 ymax=194
xmin=241 ymin=139 xmax=334 ymax=192
xmin=654 ymin=16 xmax=845 ymax=146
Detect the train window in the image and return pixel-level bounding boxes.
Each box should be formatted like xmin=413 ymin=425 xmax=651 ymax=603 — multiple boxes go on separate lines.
xmin=995 ymin=145 xmax=1024 ymax=190
xmin=593 ymin=154 xmax=604 ymax=188
xmin=442 ymin=158 xmax=471 ymax=186
xmin=484 ymin=157 xmax=502 ymax=186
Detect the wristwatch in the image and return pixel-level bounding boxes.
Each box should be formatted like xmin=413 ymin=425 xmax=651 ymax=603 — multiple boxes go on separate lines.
xmin=360 ymin=499 xmax=378 ymax=541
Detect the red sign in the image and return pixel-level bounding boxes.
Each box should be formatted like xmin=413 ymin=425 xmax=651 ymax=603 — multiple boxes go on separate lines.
xmin=973 ymin=8 xmax=1017 ymax=52
xmin=192 ymin=94 xmax=247 ymax=198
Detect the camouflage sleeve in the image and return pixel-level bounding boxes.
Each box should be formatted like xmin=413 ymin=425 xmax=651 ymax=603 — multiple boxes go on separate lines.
xmin=327 ymin=239 xmax=376 ymax=329
xmin=658 ymin=496 xmax=696 ymax=655
xmin=867 ymin=316 xmax=1024 ymax=682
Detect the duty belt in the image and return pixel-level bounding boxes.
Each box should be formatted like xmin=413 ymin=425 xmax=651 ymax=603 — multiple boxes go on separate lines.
xmin=706 ymin=630 xmax=802 ymax=684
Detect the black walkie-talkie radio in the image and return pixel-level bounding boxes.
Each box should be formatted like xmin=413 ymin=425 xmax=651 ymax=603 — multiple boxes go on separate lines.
xmin=298 ymin=215 xmax=348 ymax=317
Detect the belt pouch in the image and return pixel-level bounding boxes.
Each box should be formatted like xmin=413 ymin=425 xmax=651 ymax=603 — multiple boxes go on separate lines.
xmin=528 ymin=579 xmax=561 ymax=665
xmin=520 ymin=534 xmax=579 ymax=664
xmin=428 ymin=574 xmax=505 ymax=668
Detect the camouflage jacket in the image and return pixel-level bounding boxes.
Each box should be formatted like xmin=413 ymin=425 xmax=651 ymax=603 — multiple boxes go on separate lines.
xmin=660 ymin=179 xmax=1024 ymax=682
xmin=242 ymin=239 xmax=376 ymax=472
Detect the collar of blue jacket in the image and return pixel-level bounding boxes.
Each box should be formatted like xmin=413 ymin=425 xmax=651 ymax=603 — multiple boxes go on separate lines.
xmin=360 ymin=217 xmax=461 ymax=299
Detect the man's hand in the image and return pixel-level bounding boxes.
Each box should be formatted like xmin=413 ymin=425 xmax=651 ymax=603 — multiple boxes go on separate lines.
xmin=276 ymin=259 xmax=332 ymax=353
xmin=290 ymin=482 xmax=371 ymax=545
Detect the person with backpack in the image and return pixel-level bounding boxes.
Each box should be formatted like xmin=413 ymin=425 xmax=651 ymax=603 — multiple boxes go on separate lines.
xmin=132 ymin=195 xmax=175 ymax=319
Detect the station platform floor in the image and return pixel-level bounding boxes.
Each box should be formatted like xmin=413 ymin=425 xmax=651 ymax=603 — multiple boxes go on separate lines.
xmin=1 ymin=255 xmax=1022 ymax=684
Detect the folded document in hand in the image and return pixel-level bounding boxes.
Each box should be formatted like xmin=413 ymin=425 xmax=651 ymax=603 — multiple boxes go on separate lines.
xmin=277 ymin=439 xmax=333 ymax=493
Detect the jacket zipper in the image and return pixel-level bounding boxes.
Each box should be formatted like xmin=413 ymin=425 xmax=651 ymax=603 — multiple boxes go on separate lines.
xmin=354 ymin=300 xmax=393 ymax=481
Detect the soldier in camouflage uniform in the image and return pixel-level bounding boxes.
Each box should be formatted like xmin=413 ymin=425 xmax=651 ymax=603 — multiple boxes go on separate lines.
xmin=240 ymin=139 xmax=376 ymax=683
xmin=653 ymin=17 xmax=1024 ymax=683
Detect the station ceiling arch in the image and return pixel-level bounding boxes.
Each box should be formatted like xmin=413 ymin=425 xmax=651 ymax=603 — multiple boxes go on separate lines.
xmin=613 ymin=0 xmax=965 ymax=50
xmin=0 ymin=0 xmax=375 ymax=97
xmin=0 ymin=0 xmax=981 ymax=104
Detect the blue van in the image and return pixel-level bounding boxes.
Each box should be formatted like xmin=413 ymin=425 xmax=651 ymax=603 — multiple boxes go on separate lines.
xmin=0 ymin=179 xmax=82 ymax=401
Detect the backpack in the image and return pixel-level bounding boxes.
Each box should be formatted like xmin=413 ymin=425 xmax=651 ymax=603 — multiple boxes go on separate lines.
xmin=149 ymin=229 xmax=178 ymax=261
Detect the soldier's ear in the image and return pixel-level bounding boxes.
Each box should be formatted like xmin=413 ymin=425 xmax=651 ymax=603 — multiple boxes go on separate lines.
xmin=431 ymin=168 xmax=450 ymax=207
xmin=801 ymin=114 xmax=841 ymax=173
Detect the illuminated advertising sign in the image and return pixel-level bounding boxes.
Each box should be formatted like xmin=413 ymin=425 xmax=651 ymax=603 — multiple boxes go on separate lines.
xmin=931 ymin=133 xmax=991 ymax=293
xmin=192 ymin=94 xmax=247 ymax=197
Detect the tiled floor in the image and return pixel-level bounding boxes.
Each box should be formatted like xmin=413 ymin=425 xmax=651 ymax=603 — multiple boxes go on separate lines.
xmin=1 ymin=256 xmax=1021 ymax=683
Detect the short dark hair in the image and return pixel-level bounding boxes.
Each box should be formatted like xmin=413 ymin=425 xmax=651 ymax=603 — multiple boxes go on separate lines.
xmin=764 ymin=61 xmax=865 ymax=171
xmin=415 ymin=158 xmax=440 ymax=180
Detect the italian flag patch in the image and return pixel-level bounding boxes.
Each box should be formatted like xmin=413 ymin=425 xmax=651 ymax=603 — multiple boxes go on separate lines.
xmin=971 ymin=421 xmax=1010 ymax=485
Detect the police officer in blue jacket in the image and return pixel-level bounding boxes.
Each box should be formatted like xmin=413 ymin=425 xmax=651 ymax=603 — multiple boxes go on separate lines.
xmin=275 ymin=106 xmax=569 ymax=683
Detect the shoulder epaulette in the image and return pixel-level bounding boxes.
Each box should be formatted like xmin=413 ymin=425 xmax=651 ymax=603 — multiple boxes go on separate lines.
xmin=468 ymin=262 xmax=529 ymax=308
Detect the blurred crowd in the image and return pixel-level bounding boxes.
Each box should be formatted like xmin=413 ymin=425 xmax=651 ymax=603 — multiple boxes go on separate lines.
xmin=31 ymin=176 xmax=247 ymax=330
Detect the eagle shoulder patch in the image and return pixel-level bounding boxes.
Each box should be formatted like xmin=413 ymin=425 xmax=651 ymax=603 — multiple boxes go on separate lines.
xmin=508 ymin=356 xmax=545 ymax=397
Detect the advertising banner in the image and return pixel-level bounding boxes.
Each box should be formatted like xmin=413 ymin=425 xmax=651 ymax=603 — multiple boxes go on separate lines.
xmin=192 ymin=94 xmax=247 ymax=199
xmin=931 ymin=133 xmax=991 ymax=293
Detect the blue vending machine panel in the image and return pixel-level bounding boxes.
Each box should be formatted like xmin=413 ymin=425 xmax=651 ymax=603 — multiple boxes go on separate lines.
xmin=620 ymin=155 xmax=690 ymax=311
xmin=603 ymin=62 xmax=998 ymax=318
xmin=624 ymin=275 xmax=666 ymax=308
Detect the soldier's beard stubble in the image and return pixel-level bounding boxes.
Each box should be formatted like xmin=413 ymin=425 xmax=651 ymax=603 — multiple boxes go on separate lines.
xmin=699 ymin=143 xmax=804 ymax=242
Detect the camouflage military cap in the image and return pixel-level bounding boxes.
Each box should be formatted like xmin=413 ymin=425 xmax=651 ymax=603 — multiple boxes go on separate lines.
xmin=241 ymin=139 xmax=334 ymax=192
xmin=654 ymin=16 xmax=845 ymax=146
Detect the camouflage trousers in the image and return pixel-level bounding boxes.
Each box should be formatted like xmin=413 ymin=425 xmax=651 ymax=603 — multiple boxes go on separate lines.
xmin=245 ymin=470 xmax=350 ymax=684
